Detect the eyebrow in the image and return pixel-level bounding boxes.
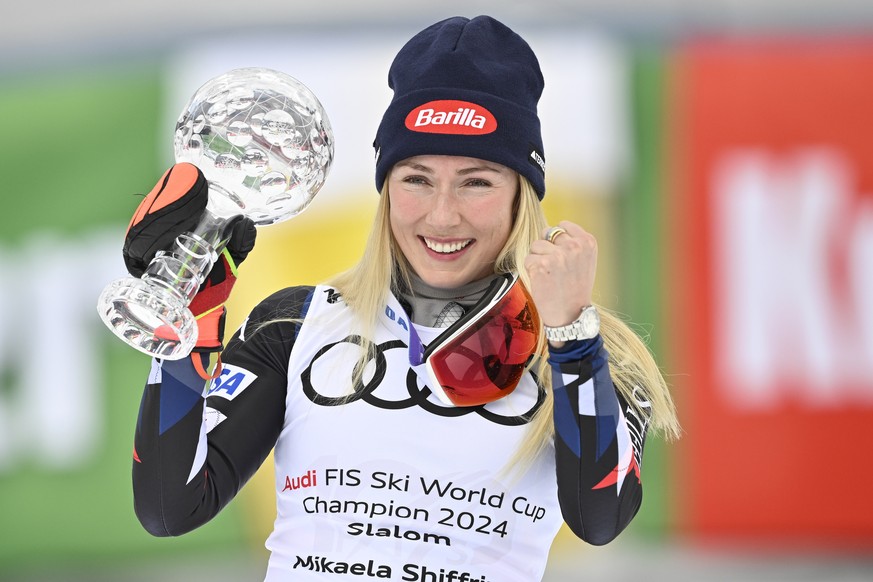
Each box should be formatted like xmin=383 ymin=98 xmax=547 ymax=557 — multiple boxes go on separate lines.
xmin=394 ymin=161 xmax=504 ymax=175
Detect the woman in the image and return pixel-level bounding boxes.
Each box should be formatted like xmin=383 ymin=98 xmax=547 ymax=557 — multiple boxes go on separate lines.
xmin=128 ymin=15 xmax=680 ymax=581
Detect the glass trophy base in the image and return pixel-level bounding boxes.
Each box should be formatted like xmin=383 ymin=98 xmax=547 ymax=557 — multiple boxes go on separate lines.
xmin=97 ymin=277 xmax=197 ymax=360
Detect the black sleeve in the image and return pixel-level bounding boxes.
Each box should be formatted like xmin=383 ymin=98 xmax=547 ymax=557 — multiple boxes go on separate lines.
xmin=131 ymin=286 xmax=314 ymax=536
xmin=549 ymin=336 xmax=651 ymax=545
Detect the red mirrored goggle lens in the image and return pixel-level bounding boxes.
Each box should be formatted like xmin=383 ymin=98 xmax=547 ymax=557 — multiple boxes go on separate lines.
xmin=427 ymin=280 xmax=541 ymax=406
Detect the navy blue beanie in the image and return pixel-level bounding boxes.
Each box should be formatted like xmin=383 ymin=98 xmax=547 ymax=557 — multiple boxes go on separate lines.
xmin=374 ymin=15 xmax=546 ymax=199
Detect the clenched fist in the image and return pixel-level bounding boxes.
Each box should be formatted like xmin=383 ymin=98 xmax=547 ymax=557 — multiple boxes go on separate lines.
xmin=524 ymin=220 xmax=598 ymax=332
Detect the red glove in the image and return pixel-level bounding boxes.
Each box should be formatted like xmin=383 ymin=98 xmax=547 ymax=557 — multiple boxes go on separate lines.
xmin=188 ymin=216 xmax=256 ymax=353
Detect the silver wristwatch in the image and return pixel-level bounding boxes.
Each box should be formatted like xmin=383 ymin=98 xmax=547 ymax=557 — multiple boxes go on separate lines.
xmin=544 ymin=305 xmax=600 ymax=341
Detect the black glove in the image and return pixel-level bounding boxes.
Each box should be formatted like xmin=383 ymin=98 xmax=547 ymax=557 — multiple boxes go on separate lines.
xmin=123 ymin=163 xmax=210 ymax=278
xmin=122 ymin=162 xmax=257 ymax=352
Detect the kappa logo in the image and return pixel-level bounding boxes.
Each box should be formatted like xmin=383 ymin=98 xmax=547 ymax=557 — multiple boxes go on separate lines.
xmin=324 ymin=288 xmax=342 ymax=304
xmin=406 ymin=100 xmax=497 ymax=135
xmin=206 ymin=363 xmax=258 ymax=401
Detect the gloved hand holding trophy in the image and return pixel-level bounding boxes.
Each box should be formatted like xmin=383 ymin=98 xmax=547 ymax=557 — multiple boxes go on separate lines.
xmin=97 ymin=68 xmax=334 ymax=360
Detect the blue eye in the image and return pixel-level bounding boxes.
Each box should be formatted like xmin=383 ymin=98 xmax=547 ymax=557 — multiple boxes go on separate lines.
xmin=403 ymin=175 xmax=428 ymax=185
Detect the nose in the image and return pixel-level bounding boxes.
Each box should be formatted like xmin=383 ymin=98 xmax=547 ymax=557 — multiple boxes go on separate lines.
xmin=425 ymin=188 xmax=462 ymax=230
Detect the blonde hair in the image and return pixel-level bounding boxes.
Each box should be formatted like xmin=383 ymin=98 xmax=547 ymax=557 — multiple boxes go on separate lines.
xmin=327 ymin=175 xmax=680 ymax=468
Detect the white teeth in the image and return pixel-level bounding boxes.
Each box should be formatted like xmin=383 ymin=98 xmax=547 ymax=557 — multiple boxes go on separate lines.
xmin=424 ymin=238 xmax=472 ymax=254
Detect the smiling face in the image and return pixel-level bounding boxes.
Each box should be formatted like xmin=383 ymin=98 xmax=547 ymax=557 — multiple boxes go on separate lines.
xmin=387 ymin=155 xmax=518 ymax=289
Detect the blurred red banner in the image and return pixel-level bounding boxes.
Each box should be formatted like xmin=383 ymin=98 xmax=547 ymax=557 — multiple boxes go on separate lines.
xmin=669 ymin=39 xmax=873 ymax=547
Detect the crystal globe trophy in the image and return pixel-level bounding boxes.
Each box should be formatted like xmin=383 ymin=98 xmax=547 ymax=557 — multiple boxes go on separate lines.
xmin=97 ymin=67 xmax=334 ymax=359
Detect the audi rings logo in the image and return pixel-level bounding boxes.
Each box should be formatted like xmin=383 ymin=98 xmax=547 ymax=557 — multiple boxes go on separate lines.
xmin=301 ymin=335 xmax=544 ymax=425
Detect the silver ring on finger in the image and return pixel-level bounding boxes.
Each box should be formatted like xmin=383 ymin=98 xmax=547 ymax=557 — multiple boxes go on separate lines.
xmin=545 ymin=226 xmax=567 ymax=244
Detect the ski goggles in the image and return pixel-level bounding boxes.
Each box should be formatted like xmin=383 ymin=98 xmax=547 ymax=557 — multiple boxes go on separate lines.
xmin=411 ymin=273 xmax=542 ymax=407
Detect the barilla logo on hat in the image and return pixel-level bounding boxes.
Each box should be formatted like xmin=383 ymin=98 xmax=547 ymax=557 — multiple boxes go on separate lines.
xmin=405 ymin=100 xmax=497 ymax=135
